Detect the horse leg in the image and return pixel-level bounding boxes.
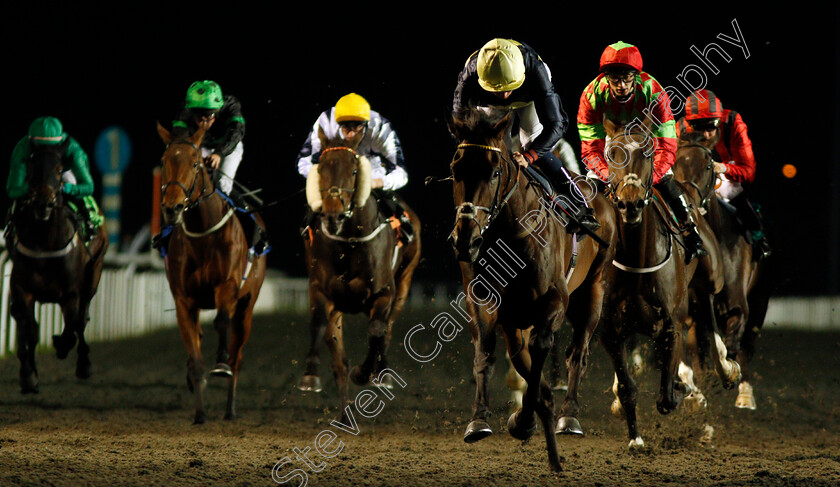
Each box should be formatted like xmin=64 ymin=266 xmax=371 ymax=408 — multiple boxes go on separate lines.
xmin=463 ymin=311 xmax=497 ymax=443
xmin=73 ymin=303 xmax=93 ymax=380
xmin=601 ymin=332 xmax=643 ymax=447
xmin=175 ymin=300 xmax=206 ymax=424
xmin=224 ymin=297 xmax=254 ymax=420
xmin=506 ymin=316 xmax=562 ymax=473
xmin=696 ymin=293 xmax=741 ymax=390
xmin=557 ymin=280 xmax=603 ymax=436
xmin=11 ymin=288 xmax=39 ymax=394
xmin=53 ymin=293 xmax=79 ymax=360
xmin=736 ymin=261 xmax=769 ymax=410
xmin=210 ymin=283 xmax=239 ymax=377
xmin=350 ymin=294 xmax=392 ymax=386
xmin=504 ymin=351 xmax=527 ymax=411
xmin=653 ymin=318 xmax=686 ymax=415
xmin=548 ymin=327 xmax=567 ymax=391
xmin=299 ymin=296 xmax=328 ymax=392
xmin=323 ymin=310 xmax=350 ymax=421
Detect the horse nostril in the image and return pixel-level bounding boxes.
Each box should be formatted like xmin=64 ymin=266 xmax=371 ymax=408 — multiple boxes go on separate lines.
xmin=617 ymin=201 xmax=626 ymax=210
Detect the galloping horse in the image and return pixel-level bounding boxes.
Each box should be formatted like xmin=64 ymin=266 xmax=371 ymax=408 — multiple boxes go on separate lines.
xmin=7 ymin=140 xmax=108 ymax=393
xmin=673 ymin=131 xmax=770 ymax=409
xmin=448 ymin=109 xmax=617 ymax=472
xmin=598 ymin=118 xmax=728 ymax=447
xmin=298 ymin=128 xmax=421 ymax=419
xmin=157 ymin=123 xmax=267 ymax=424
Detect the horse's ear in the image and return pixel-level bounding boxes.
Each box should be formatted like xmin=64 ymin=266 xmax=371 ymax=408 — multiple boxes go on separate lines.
xmin=189 ymin=123 xmax=207 ymax=148
xmin=641 ymin=115 xmax=655 ymax=135
xmin=157 ymin=122 xmax=173 ymax=145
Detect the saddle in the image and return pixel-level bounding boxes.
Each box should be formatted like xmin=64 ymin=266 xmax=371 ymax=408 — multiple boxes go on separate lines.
xmin=521 ymin=165 xmax=602 ymax=244
xmin=650 ymin=188 xmax=688 ymax=236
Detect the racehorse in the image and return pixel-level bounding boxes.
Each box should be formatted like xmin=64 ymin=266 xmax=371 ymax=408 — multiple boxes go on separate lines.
xmin=598 ymin=118 xmax=726 ymax=447
xmin=157 ymin=123 xmax=267 ymax=424
xmin=673 ymin=130 xmax=769 ymax=409
xmin=448 ymin=109 xmax=617 ymax=472
xmin=297 ymin=127 xmax=421 ymax=420
xmin=7 ymin=139 xmax=108 ymax=393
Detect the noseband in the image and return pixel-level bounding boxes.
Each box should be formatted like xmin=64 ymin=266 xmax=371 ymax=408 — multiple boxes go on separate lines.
xmin=452 ymin=143 xmax=520 ymax=235
xmin=318 ymin=146 xmax=361 ymax=219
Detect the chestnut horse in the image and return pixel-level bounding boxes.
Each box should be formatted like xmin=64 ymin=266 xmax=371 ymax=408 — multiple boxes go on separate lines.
xmin=297 ymin=128 xmax=421 ymax=420
xmin=673 ymin=131 xmax=769 ymax=409
xmin=7 ymin=140 xmax=108 ymax=393
xmin=448 ymin=110 xmax=617 ymax=472
xmin=598 ymin=118 xmax=727 ymax=447
xmin=157 ymin=123 xmax=267 ymax=424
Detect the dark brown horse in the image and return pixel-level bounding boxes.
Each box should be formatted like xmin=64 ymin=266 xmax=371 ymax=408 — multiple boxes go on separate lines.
xmin=673 ymin=130 xmax=769 ymax=409
xmin=598 ymin=118 xmax=726 ymax=447
xmin=157 ymin=123 xmax=267 ymax=424
xmin=7 ymin=140 xmax=108 ymax=393
xmin=448 ymin=110 xmax=617 ymax=471
xmin=298 ymin=128 xmax=421 ymax=420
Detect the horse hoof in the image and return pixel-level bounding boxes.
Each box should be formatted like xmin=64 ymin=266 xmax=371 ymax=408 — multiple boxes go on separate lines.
xmin=75 ymin=362 xmax=92 ymax=380
xmin=463 ymin=420 xmax=493 ymax=443
xmin=610 ymin=399 xmax=625 ymax=419
xmin=723 ymin=361 xmax=742 ymax=390
xmin=735 ymin=382 xmax=756 ymax=410
xmin=349 ymin=366 xmax=369 ymax=386
xmin=556 ymin=416 xmax=584 ymax=436
xmin=193 ymin=413 xmax=206 ymax=425
xmin=224 ymin=412 xmax=236 ymax=421
xmin=53 ymin=334 xmax=76 ymax=359
xmin=682 ymin=392 xmax=708 ymax=414
xmin=551 ymin=380 xmax=568 ymax=391
xmin=374 ymin=374 xmax=395 ymax=390
xmin=20 ymin=374 xmax=39 ymax=394
xmin=209 ymin=363 xmax=233 ymax=378
xmin=507 ymin=410 xmax=537 ymax=441
xmin=628 ymin=436 xmax=645 ymax=449
xmin=297 ymin=375 xmax=323 ymax=393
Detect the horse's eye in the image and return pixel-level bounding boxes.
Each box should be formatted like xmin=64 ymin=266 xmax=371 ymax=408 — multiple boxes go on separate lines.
xmin=492 ymin=170 xmax=501 ymax=180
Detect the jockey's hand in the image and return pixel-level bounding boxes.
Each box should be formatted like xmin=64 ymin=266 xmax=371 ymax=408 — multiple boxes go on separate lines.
xmin=713 ymin=162 xmax=728 ymax=175
xmin=205 ymin=153 xmax=222 ymax=170
xmin=371 ymin=178 xmax=384 ymax=189
xmin=512 ymin=152 xmax=529 ymax=168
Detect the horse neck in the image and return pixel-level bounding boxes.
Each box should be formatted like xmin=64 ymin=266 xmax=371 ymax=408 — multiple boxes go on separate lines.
xmin=349 ymin=196 xmax=380 ymax=232
xmin=18 ymin=203 xmax=75 ymax=249
xmin=182 ymin=171 xmax=228 ymax=230
xmin=616 ymin=203 xmax=666 ymax=268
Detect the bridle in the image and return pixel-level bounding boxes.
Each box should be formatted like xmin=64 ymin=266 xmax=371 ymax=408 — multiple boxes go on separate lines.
xmin=679 ymin=143 xmax=716 ymax=209
xmin=160 ymin=140 xmax=214 ymax=211
xmin=451 ymin=142 xmax=520 ymax=236
xmin=318 ymin=146 xmax=361 ymax=220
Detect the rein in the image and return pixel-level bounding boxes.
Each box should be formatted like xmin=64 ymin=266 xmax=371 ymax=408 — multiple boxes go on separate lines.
xmin=161 ymin=140 xmax=230 ymax=238
xmin=679 ymin=143 xmax=717 ymax=210
xmin=453 ymin=143 xmax=520 ymax=235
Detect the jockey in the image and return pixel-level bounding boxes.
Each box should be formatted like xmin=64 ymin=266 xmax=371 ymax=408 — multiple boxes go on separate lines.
xmin=578 ymin=41 xmax=706 ymax=263
xmin=297 ymin=92 xmax=414 ymax=243
xmin=6 ymin=116 xmax=103 ymax=242
xmin=154 ymin=80 xmax=269 ymax=255
xmin=676 ymin=89 xmax=772 ymax=259
xmin=452 ymin=38 xmax=599 ymax=234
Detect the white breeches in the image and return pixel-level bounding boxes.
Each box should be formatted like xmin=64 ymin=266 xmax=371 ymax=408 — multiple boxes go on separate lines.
xmin=715 ymin=178 xmax=743 ymax=202
xmin=202 ymin=141 xmax=244 ymax=194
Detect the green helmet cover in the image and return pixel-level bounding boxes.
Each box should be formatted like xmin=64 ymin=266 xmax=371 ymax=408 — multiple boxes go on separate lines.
xmin=28 ymin=116 xmax=67 ymax=145
xmin=185 ymin=80 xmax=224 ymax=110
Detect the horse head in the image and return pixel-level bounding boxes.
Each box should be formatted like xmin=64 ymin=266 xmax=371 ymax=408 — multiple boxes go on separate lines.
xmin=157 ymin=122 xmax=209 ymax=226
xmin=603 ymin=117 xmax=656 ymax=225
xmin=447 ymin=109 xmax=515 ymax=263
xmin=26 ymin=139 xmax=67 ymax=222
xmin=674 ymin=131 xmax=717 ymax=208
xmin=306 ymin=127 xmax=372 ymax=237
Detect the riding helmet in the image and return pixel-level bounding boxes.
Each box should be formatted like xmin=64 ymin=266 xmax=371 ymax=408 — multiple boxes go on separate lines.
xmin=28 ymin=116 xmax=67 ymax=145
xmin=334 ymin=93 xmax=371 ymax=122
xmin=476 ymin=38 xmax=526 ymax=92
xmin=599 ymin=41 xmax=643 ymax=73
xmin=185 ymin=80 xmax=224 ymax=110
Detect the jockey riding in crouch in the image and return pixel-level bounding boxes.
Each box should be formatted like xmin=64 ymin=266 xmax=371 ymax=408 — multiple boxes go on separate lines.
xmin=297 ymin=92 xmax=415 ymax=243
xmin=676 ymin=89 xmax=772 ymax=260
xmin=153 ymin=80 xmax=269 ymax=256
xmin=6 ymin=116 xmax=103 ymax=242
xmin=577 ymin=41 xmax=707 ymax=263
xmin=452 ymin=38 xmax=600 ymax=234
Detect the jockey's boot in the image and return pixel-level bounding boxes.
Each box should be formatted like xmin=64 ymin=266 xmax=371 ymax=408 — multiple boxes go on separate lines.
xmin=300 ymin=208 xmax=318 ymax=238
xmin=526 ymin=165 xmax=600 ymax=235
xmin=730 ymin=193 xmax=771 ymax=260
xmin=375 ymin=189 xmax=414 ymax=244
xmin=656 ymin=176 xmax=707 ymax=264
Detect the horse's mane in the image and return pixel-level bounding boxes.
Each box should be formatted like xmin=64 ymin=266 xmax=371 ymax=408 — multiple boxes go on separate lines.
xmin=451 ymin=106 xmax=510 ymax=137
xmin=679 ymin=130 xmax=707 ymax=145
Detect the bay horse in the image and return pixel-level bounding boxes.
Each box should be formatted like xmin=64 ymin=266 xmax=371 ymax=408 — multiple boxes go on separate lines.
xmin=157 ymin=123 xmax=267 ymax=424
xmin=673 ymin=130 xmax=769 ymax=409
xmin=297 ymin=127 xmax=421 ymax=420
xmin=448 ymin=109 xmax=617 ymax=472
xmin=7 ymin=139 xmax=108 ymax=393
xmin=598 ymin=118 xmax=727 ymax=447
